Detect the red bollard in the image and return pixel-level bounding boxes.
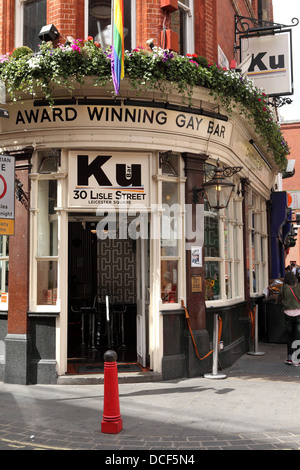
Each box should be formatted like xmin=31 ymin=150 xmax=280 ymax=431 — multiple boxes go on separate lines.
xmin=101 ymin=350 xmax=123 ymax=434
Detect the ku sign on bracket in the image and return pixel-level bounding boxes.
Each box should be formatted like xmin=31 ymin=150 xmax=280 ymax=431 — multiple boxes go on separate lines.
xmin=241 ymin=31 xmax=293 ymax=96
xmin=0 ymin=155 xmax=15 ymax=235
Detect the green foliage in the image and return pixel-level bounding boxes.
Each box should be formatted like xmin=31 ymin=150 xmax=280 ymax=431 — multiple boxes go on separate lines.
xmin=0 ymin=39 xmax=289 ymax=171
xmin=11 ymin=46 xmax=33 ymax=59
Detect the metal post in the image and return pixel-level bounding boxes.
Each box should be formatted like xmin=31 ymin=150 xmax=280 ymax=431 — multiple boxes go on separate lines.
xmin=106 ymin=295 xmax=111 ymax=349
xmin=204 ymin=313 xmax=227 ymax=379
xmin=247 ymin=304 xmax=265 ymax=356
xmin=81 ymin=311 xmax=85 ymax=348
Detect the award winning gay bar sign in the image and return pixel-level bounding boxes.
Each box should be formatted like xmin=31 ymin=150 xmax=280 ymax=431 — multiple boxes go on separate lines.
xmin=1 ymin=103 xmax=233 ymax=146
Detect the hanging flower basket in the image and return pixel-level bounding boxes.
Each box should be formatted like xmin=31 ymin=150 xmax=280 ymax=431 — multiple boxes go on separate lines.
xmin=0 ymin=38 xmax=289 ymax=171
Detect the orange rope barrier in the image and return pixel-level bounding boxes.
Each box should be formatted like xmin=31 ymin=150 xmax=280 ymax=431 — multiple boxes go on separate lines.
xmin=181 ymin=300 xmax=222 ymax=361
xmin=249 ymin=305 xmax=256 ymax=341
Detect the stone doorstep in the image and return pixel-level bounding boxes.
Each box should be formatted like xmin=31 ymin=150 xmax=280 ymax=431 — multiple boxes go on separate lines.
xmin=57 ymin=371 xmax=163 ymax=385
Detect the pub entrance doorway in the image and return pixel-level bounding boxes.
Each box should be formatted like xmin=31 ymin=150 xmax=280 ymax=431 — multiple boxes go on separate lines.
xmin=66 ymin=215 xmax=149 ymax=374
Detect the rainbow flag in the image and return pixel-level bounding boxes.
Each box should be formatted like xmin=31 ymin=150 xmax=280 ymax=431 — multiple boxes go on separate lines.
xmin=111 ymin=0 xmax=124 ymax=95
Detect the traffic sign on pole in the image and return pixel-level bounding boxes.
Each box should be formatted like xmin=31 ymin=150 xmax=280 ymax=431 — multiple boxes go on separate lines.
xmin=0 ymin=154 xmax=15 ymax=235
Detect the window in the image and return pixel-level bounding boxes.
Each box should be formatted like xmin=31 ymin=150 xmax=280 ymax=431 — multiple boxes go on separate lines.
xmin=87 ymin=0 xmax=134 ymax=50
xmin=204 ymin=202 xmax=220 ymax=300
xmin=171 ymin=1 xmax=194 ymax=55
xmin=161 ymin=182 xmax=180 ymax=303
xmin=23 ymin=0 xmax=47 ymax=51
xmin=36 ymin=179 xmax=58 ymax=305
xmin=159 ymin=154 xmax=184 ymax=306
xmin=0 ymin=236 xmax=9 ymax=309
xmin=204 ymin=163 xmax=243 ymax=303
xmin=249 ymin=192 xmax=268 ymax=295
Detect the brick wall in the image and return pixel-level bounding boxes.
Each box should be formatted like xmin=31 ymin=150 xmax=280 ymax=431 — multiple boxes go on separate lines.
xmin=0 ymin=0 xmax=15 ymax=53
xmin=136 ymin=0 xmax=163 ymax=50
xmin=47 ymin=0 xmax=85 ymax=42
xmin=0 ymin=0 xmax=274 ymax=63
xmin=281 ymin=121 xmax=300 ymax=266
xmin=281 ymin=122 xmax=300 ymax=192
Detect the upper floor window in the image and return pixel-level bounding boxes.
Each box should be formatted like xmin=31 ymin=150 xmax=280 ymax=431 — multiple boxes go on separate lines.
xmin=171 ymin=0 xmax=194 ymax=55
xmin=87 ymin=0 xmax=134 ymax=50
xmin=23 ymin=0 xmax=47 ymax=51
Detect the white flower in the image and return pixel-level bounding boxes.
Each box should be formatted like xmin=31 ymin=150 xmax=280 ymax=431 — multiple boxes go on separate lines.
xmin=27 ymin=57 xmax=41 ymax=69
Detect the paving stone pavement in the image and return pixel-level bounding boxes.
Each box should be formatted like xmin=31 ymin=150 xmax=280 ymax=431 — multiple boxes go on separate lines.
xmin=0 ymin=343 xmax=300 ymax=453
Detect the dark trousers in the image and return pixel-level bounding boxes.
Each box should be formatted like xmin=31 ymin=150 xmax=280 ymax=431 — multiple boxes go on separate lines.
xmin=284 ymin=313 xmax=300 ymax=357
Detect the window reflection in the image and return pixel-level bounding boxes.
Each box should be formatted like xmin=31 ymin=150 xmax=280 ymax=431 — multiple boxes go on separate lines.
xmin=204 ymin=206 xmax=219 ymax=257
xmin=171 ymin=0 xmax=192 ymax=55
xmin=88 ymin=0 xmax=132 ymax=49
xmin=37 ymin=180 xmax=58 ymax=305
xmin=37 ymin=260 xmax=58 ymax=305
xmin=205 ymin=261 xmax=220 ymax=300
xmin=37 ymin=180 xmax=58 ymax=257
xmin=24 ymin=0 xmax=46 ymax=52
xmin=161 ymin=181 xmax=179 ymax=304
xmin=161 ymin=182 xmax=179 ymax=257
xmin=161 ymin=260 xmax=178 ymax=303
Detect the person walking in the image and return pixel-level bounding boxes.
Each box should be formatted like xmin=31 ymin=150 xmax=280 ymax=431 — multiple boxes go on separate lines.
xmin=276 ymin=272 xmax=300 ymax=365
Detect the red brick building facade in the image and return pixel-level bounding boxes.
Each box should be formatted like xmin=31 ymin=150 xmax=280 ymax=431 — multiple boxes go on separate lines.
xmin=0 ymin=0 xmax=268 ymax=60
xmin=281 ymin=120 xmax=300 ymax=266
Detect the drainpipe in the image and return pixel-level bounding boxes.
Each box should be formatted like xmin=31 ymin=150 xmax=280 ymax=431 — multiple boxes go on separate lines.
xmin=258 ymin=0 xmax=263 ymax=25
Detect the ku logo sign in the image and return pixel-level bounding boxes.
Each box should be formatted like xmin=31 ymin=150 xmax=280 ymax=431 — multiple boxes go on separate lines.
xmin=248 ymin=51 xmax=285 ymax=74
xmin=242 ymin=32 xmax=292 ymax=96
xmin=69 ymin=152 xmax=149 ymax=208
xmin=77 ymin=154 xmax=141 ymax=187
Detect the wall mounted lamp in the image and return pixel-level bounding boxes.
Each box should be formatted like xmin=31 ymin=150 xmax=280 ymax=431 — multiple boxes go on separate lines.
xmin=193 ymin=160 xmax=243 ymax=209
xmin=146 ymin=38 xmax=155 ymax=51
xmin=38 ymin=24 xmax=60 ymax=42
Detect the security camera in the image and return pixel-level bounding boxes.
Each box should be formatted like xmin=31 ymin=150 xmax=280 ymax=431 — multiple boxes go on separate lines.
xmin=146 ymin=38 xmax=155 ymax=50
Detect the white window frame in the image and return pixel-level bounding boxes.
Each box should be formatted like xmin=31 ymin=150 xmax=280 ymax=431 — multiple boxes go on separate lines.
xmin=156 ymin=154 xmax=186 ymax=311
xmin=15 ymin=0 xmax=25 ymax=48
xmin=14 ymin=0 xmax=47 ymax=49
xmin=205 ymin=177 xmax=244 ymax=307
xmin=178 ymin=1 xmax=194 ymax=55
xmin=248 ymin=190 xmax=268 ymax=297
xmin=29 ymin=150 xmax=67 ymax=313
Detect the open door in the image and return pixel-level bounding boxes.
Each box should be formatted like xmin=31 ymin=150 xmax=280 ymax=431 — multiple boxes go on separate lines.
xmin=136 ymin=236 xmax=149 ymax=367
